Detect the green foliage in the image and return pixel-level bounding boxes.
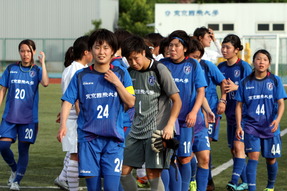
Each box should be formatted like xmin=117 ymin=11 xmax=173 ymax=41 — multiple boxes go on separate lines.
xmin=85 ymin=19 xmax=102 ymax=35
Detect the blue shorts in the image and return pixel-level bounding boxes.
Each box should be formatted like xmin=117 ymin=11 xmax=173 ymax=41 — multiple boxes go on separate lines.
xmin=227 ymin=122 xmax=244 ymax=149
xmin=193 ymin=127 xmax=210 ymax=152
xmin=244 ymin=133 xmax=282 ymax=158
xmin=78 ymin=136 xmax=124 ymax=177
xmin=175 ymin=122 xmax=194 ymax=157
xmin=0 ymin=119 xmax=38 ymax=143
xmin=208 ymin=115 xmax=221 ymax=141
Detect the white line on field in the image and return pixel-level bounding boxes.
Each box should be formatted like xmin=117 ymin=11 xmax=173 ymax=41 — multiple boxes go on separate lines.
xmin=212 ymin=128 xmax=287 ymax=177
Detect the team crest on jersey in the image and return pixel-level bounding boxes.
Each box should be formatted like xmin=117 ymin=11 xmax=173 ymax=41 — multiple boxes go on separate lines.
xmin=148 ymin=75 xmax=156 ymax=86
xmin=267 ymin=82 xmax=274 ymax=91
xmin=29 ymin=70 xmax=36 ymax=78
xmin=234 ymin=69 xmax=240 ymax=78
xmin=183 ymin=66 xmax=191 ymax=74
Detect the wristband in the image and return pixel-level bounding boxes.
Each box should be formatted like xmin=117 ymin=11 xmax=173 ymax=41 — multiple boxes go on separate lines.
xmin=219 ymin=98 xmax=227 ymax=104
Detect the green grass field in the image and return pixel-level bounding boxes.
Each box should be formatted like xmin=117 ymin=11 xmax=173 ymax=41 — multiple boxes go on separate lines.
xmin=0 ymin=84 xmax=287 ymax=190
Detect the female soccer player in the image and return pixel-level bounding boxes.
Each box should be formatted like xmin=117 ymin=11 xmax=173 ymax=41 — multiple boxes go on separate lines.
xmin=235 ymin=49 xmax=287 ymax=191
xmin=217 ymin=34 xmax=252 ymax=191
xmin=160 ymin=30 xmax=207 ymax=191
xmin=189 ymin=37 xmax=226 ymax=191
xmin=0 ymin=39 xmax=49 ymax=190
xmin=54 ymin=35 xmax=92 ymax=191
xmin=57 ymin=29 xmax=135 ymax=191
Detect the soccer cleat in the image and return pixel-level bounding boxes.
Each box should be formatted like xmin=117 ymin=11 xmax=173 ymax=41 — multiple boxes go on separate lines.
xmin=136 ymin=176 xmax=149 ymax=188
xmin=206 ymin=179 xmax=215 ymax=191
xmin=263 ymin=188 xmax=274 ymax=191
xmin=189 ymin=180 xmax=197 ymax=191
xmin=236 ymin=182 xmax=248 ymax=190
xmin=10 ymin=182 xmax=20 ymax=191
xmin=226 ymin=182 xmax=237 ymax=191
xmin=8 ymin=171 xmax=16 ymax=186
xmin=54 ymin=177 xmax=69 ymax=191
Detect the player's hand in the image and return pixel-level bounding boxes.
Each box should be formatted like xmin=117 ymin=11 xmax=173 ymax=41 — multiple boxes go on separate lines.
xmin=57 ymin=126 xmax=67 ymax=142
xmin=208 ymin=28 xmax=216 ymax=41
xmin=56 ymin=112 xmax=61 ymax=123
xmin=236 ymin=126 xmax=244 ymax=140
xmin=38 ymin=51 xmax=45 ymax=65
xmin=163 ymin=125 xmax=174 ymax=140
xmin=206 ymin=111 xmax=215 ymax=124
xmin=224 ymin=78 xmax=238 ymax=93
xmin=185 ymin=111 xmax=197 ymax=127
xmin=270 ymin=120 xmax=279 ymax=133
xmin=104 ymin=70 xmax=121 ymax=86
xmin=217 ymin=102 xmax=226 ymax=114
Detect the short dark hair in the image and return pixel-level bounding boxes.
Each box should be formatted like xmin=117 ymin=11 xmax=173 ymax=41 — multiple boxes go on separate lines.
xmin=88 ymin=29 xmax=118 ymax=54
xmin=168 ymin=30 xmax=191 ymax=56
xmin=189 ymin=37 xmax=204 ymax=58
xmin=114 ymin=29 xmax=132 ymax=50
xmin=253 ymin=49 xmax=272 ymax=63
xmin=193 ymin=26 xmax=209 ymax=40
xmin=121 ymin=35 xmax=152 ymax=59
xmin=18 ymin=39 xmax=36 ymax=64
xmin=145 ymin=33 xmax=164 ymax=47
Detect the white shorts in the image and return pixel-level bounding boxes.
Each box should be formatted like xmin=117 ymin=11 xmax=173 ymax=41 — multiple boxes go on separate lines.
xmin=62 ymin=118 xmax=78 ymax=153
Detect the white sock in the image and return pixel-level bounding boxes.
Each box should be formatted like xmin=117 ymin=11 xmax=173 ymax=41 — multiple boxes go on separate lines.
xmin=67 ymin=159 xmax=79 ymax=191
xmin=136 ymin=163 xmax=146 ymax=177
xmin=59 ymin=152 xmax=70 ymax=181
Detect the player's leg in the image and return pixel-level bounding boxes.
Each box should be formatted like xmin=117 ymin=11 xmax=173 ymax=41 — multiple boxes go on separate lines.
xmin=262 ymin=134 xmax=281 ymax=190
xmin=168 ymin=162 xmax=182 ymax=191
xmin=67 ymin=153 xmax=79 ymax=191
xmin=161 ymin=169 xmax=170 ymax=191
xmin=146 ymin=169 xmax=164 ymax=191
xmin=85 ymin=176 xmax=101 ymax=191
xmin=189 ymin=153 xmax=197 ymax=191
xmin=176 ymin=125 xmax=193 ymax=191
xmin=54 ymin=152 xmax=69 ymax=190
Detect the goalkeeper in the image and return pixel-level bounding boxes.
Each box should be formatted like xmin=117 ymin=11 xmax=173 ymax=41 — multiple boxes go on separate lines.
xmin=120 ymin=35 xmax=182 ymax=191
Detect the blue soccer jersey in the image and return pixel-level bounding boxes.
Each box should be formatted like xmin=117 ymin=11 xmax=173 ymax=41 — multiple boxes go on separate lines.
xmin=235 ymin=72 xmax=287 ymax=138
xmin=161 ymin=57 xmax=207 ymax=132
xmin=62 ymin=64 xmax=134 ymax=143
xmin=200 ymin=59 xmax=225 ymax=113
xmin=218 ymin=59 xmax=252 ymax=122
xmin=0 ymin=62 xmax=42 ymax=124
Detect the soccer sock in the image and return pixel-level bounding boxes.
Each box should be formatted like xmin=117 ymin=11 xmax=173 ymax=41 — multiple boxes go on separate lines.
xmin=161 ymin=169 xmax=170 ymax=191
xmin=59 ymin=152 xmax=70 ymax=181
xmin=14 ymin=142 xmax=30 ymax=184
xmin=196 ymin=167 xmax=209 ymax=191
xmin=136 ymin=163 xmax=146 ymax=178
xmin=0 ymin=141 xmax=17 ymax=172
xmin=266 ymin=161 xmax=278 ymax=189
xmin=120 ymin=173 xmax=138 ymax=191
xmin=169 ymin=163 xmax=182 ymax=191
xmin=246 ymin=159 xmax=258 ymax=191
xmin=67 ymin=159 xmax=79 ymax=191
xmin=240 ymin=160 xmax=248 ymax=183
xmin=190 ymin=156 xmax=197 ymax=181
xmin=208 ymin=154 xmax=212 ymax=181
xmin=230 ymin=157 xmax=245 ymax=185
xmin=179 ymin=162 xmax=191 ymax=191
xmin=85 ymin=176 xmax=101 ymax=191
xmin=103 ymin=175 xmax=120 ymax=190
xmin=149 ymin=177 xmax=165 ymax=191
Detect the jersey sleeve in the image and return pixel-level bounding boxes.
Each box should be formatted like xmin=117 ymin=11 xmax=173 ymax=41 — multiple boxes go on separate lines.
xmin=242 ymin=61 xmax=252 ymax=78
xmin=61 ymin=71 xmax=79 ymax=104
xmin=0 ymin=66 xmax=10 ymax=87
xmin=157 ymin=63 xmax=179 ymax=97
xmin=274 ymin=76 xmax=287 ymax=101
xmin=235 ymin=79 xmax=244 ymax=102
xmin=207 ymin=60 xmax=225 ymax=85
xmin=194 ymin=60 xmax=207 ymax=89
xmin=122 ymin=67 xmax=135 ymax=95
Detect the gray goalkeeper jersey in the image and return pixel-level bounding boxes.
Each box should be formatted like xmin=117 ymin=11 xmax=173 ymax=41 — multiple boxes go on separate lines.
xmin=128 ymin=59 xmax=179 ymax=139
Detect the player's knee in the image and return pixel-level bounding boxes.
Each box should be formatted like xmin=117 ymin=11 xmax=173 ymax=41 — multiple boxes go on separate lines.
xmin=0 ymin=140 xmax=12 ymax=152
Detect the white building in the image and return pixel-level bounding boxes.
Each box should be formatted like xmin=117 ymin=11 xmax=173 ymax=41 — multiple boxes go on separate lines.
xmin=155 ymin=3 xmax=287 ymax=38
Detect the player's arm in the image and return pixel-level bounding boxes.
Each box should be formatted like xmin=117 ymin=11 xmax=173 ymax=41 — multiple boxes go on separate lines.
xmin=38 ymin=51 xmax=49 ymax=87
xmin=162 ymin=93 xmax=182 ymax=140
xmin=217 ymin=79 xmax=227 ymax=114
xmin=186 ymin=87 xmax=205 ymax=127
xmin=0 ymin=86 xmax=7 ymax=108
xmin=57 ymin=101 xmax=72 ymax=142
xmin=270 ymin=98 xmax=285 ymax=133
xmin=104 ymin=70 xmax=135 ymax=109
xmin=235 ymin=101 xmax=244 ymax=140
xmin=202 ymin=97 xmax=215 ymax=124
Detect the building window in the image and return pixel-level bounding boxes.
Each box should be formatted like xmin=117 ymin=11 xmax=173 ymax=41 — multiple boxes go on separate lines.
xmin=208 ymin=24 xmax=219 ymax=31
xmin=273 ymin=24 xmax=284 ymax=31
xmin=222 ymin=24 xmax=234 ymax=31
xmin=258 ymin=24 xmax=269 ymax=31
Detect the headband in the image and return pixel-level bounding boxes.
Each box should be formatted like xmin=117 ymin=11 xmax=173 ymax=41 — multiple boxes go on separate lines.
xmin=172 ymin=37 xmax=186 ymax=46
